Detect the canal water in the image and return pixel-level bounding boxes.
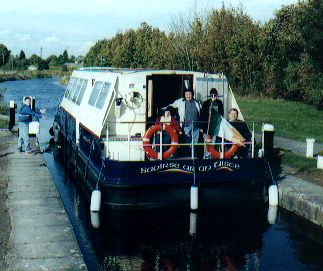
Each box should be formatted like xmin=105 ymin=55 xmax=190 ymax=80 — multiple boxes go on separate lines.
xmin=1 ymin=78 xmax=323 ymax=271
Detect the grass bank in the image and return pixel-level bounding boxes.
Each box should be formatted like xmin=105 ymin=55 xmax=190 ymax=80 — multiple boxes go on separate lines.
xmin=280 ymin=150 xmax=322 ymax=186
xmin=237 ymin=96 xmax=323 ymax=143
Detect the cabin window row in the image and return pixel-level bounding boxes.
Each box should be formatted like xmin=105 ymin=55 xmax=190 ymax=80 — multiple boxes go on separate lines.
xmin=64 ymin=77 xmax=88 ymax=105
xmin=64 ymin=77 xmax=111 ymax=109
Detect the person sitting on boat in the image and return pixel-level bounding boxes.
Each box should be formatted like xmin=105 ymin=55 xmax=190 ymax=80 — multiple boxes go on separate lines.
xmin=227 ymin=108 xmax=251 ymax=157
xmin=155 ymin=106 xmax=182 ymax=152
xmin=17 ymin=96 xmax=46 ymax=154
xmin=167 ymin=88 xmax=201 ymax=145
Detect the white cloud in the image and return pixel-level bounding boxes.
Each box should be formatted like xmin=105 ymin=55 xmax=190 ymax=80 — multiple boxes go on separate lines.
xmin=45 ymin=36 xmax=60 ymax=43
xmin=15 ymin=34 xmax=32 ymax=42
xmin=0 ymin=30 xmax=11 ymax=36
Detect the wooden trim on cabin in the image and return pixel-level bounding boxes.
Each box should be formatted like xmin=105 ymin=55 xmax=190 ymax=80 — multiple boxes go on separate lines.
xmin=79 ymin=122 xmax=100 ymax=139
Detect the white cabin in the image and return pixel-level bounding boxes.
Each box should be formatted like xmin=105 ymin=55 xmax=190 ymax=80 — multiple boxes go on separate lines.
xmin=60 ymin=68 xmax=243 ymax=161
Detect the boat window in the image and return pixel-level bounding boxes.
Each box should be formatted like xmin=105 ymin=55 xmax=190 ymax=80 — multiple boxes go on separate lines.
xmin=76 ymin=79 xmax=88 ymax=105
xmin=88 ymin=81 xmax=103 ymax=106
xmin=68 ymin=77 xmax=80 ymax=100
xmin=64 ymin=77 xmax=75 ymax=98
xmin=72 ymin=79 xmax=84 ymax=102
xmin=95 ymin=82 xmax=111 ymax=109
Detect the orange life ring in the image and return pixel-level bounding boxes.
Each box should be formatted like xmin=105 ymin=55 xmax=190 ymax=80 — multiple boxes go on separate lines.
xmin=205 ymin=135 xmax=239 ymax=159
xmin=143 ymin=124 xmax=178 ymax=159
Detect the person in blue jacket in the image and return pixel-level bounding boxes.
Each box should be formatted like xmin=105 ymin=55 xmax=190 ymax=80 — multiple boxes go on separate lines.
xmin=17 ymin=96 xmax=46 ymax=154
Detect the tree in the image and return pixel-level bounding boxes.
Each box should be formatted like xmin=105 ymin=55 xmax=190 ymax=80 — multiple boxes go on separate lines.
xmin=57 ymin=50 xmax=69 ymax=65
xmin=19 ymin=50 xmax=26 ymax=60
xmin=0 ymin=44 xmax=11 ymax=66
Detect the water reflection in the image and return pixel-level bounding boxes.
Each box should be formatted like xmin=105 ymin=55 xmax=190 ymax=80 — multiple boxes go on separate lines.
xmin=84 ymin=205 xmax=269 ymax=271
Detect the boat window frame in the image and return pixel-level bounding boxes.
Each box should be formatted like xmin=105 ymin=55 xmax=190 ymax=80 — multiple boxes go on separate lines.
xmin=68 ymin=77 xmax=80 ymax=101
xmin=64 ymin=76 xmax=76 ymax=98
xmin=94 ymin=82 xmax=111 ymax=109
xmin=72 ymin=78 xmax=84 ymax=102
xmin=76 ymin=79 xmax=88 ymax=105
xmin=88 ymin=81 xmax=103 ymax=106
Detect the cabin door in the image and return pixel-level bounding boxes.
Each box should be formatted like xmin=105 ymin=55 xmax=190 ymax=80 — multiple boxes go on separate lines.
xmin=146 ymin=74 xmax=193 ymax=124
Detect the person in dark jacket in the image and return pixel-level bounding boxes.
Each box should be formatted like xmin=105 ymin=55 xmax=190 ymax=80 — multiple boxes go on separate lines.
xmin=199 ymin=88 xmax=224 ymax=136
xmin=17 ymin=96 xmax=46 ymax=154
xmin=228 ymin=108 xmax=251 ymax=157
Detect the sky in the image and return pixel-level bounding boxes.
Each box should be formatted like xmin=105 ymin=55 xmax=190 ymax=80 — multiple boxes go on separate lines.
xmin=0 ymin=0 xmax=299 ymax=58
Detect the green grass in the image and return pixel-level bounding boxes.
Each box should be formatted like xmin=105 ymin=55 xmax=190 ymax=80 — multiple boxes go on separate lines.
xmin=281 ymin=150 xmax=323 ymax=186
xmin=0 ymin=119 xmax=8 ymax=129
xmin=237 ymin=96 xmax=323 ymax=143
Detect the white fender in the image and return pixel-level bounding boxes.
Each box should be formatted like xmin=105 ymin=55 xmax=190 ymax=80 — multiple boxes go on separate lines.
xmin=90 ymin=190 xmax=101 ymax=212
xmin=189 ymin=212 xmax=197 ymax=236
xmin=267 ymin=205 xmax=278 ymax=224
xmin=29 ymin=121 xmax=40 ymax=135
xmin=90 ymin=211 xmax=100 ymax=228
xmin=190 ymin=185 xmax=198 ymax=210
xmin=268 ymin=184 xmax=278 ymax=206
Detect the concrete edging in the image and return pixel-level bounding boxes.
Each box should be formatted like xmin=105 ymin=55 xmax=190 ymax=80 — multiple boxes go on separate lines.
xmin=278 ymin=175 xmax=323 ymax=227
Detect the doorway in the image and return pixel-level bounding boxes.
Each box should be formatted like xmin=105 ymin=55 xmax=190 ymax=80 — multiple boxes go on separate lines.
xmin=146 ymin=74 xmax=193 ymax=124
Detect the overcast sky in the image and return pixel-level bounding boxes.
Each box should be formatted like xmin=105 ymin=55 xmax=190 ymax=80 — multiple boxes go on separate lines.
xmin=0 ymin=0 xmax=298 ymax=58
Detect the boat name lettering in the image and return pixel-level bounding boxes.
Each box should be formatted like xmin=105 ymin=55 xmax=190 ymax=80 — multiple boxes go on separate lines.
xmin=141 ymin=163 xmax=180 ymax=173
xmin=213 ymin=161 xmax=240 ymax=170
xmin=198 ymin=165 xmax=212 ymax=172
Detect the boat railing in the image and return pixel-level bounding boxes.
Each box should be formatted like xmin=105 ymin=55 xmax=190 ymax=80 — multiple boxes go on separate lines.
xmin=102 ymin=120 xmax=265 ymax=160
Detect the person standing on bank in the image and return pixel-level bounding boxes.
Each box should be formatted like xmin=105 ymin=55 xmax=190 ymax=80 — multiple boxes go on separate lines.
xmin=17 ymin=96 xmax=46 ymax=154
xmin=200 ymin=88 xmax=224 ymax=136
xmin=168 ymin=88 xmax=201 ymax=145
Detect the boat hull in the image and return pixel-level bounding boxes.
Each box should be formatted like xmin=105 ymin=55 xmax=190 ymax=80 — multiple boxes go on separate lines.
xmin=56 ymin=134 xmax=270 ymax=210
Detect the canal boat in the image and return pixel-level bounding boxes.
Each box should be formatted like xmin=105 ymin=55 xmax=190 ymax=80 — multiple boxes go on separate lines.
xmin=52 ymin=68 xmax=271 ymax=210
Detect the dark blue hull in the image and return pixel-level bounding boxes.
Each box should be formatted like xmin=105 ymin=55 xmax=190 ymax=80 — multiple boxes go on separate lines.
xmin=54 ymin=108 xmax=270 ymax=209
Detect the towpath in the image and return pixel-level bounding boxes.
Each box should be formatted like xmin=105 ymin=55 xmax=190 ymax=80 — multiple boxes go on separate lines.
xmin=274 ymin=135 xmax=323 ymax=156
xmin=4 ymin=135 xmax=87 ymax=270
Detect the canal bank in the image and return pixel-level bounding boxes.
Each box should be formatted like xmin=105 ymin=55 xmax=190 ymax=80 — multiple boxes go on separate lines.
xmin=0 ymin=131 xmax=87 ymax=270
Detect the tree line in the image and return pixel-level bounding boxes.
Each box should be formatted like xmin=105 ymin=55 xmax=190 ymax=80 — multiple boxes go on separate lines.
xmin=84 ymin=0 xmax=322 ymax=109
xmin=0 ymin=46 xmax=82 ymax=71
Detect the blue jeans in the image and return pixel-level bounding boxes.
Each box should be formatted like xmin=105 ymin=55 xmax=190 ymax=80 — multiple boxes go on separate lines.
xmin=183 ymin=125 xmax=200 ymax=144
xmin=17 ymin=122 xmax=30 ymax=151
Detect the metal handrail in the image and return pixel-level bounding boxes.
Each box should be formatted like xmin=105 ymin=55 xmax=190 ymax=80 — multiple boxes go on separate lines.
xmin=102 ymin=120 xmax=261 ymax=160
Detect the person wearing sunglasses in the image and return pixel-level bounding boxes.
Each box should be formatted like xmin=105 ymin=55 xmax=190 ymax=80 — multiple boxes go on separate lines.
xmin=199 ymin=88 xmax=224 ymax=135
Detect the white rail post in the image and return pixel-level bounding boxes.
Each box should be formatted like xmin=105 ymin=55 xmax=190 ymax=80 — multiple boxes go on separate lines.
xmin=251 ymin=122 xmax=255 ymax=158
xmin=106 ymin=123 xmax=109 ymax=158
xmin=261 ymin=122 xmax=264 ymax=153
xmin=159 ymin=128 xmax=163 ymax=160
xmin=127 ymin=123 xmax=130 ymax=160
xmin=221 ymin=128 xmax=224 ymax=159
xmin=191 ymin=121 xmax=194 ymax=159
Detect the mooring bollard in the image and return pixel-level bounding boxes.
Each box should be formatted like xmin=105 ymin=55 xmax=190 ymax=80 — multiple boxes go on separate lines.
xmin=263 ymin=124 xmax=275 ymax=158
xmin=306 ymin=138 xmax=315 ymax=158
xmin=317 ymin=155 xmax=323 ymax=169
xmin=9 ymin=100 xmax=15 ymax=130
